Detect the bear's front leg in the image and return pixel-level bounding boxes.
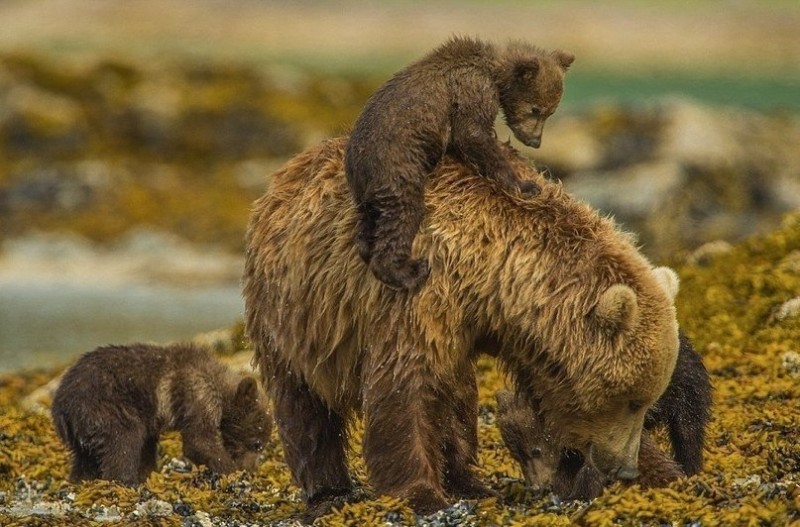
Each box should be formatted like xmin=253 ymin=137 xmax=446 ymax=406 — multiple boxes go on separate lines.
xmin=98 ymin=422 xmax=148 ymax=485
xmin=181 ymin=424 xmax=237 ymax=475
xmin=271 ymin=367 xmax=353 ymax=521
xmin=362 ymin=359 xmax=450 ymax=515
xmin=450 ymin=113 xmax=540 ymax=198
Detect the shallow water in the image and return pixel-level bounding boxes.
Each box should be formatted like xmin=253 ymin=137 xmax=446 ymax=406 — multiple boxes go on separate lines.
xmin=0 ymin=278 xmax=243 ymax=373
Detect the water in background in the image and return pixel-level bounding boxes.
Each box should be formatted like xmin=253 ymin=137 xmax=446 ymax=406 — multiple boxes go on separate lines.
xmin=0 ymin=231 xmax=245 ymax=373
xmin=0 ymin=280 xmax=242 ymax=373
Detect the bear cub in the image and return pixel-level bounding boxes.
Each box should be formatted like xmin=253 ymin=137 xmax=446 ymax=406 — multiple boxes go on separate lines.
xmin=345 ymin=36 xmax=574 ymax=290
xmin=52 ymin=342 xmax=272 ymax=485
xmin=497 ymin=332 xmax=711 ymax=500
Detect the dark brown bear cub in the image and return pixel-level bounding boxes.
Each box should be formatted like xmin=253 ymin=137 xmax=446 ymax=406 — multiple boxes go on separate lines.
xmin=497 ymin=332 xmax=711 ymax=500
xmin=51 ymin=343 xmax=272 ymax=485
xmin=345 ymin=36 xmax=574 ymax=290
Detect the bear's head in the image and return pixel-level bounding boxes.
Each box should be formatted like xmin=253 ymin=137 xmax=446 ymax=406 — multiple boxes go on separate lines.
xmin=521 ymin=266 xmax=680 ymax=482
xmin=497 ymin=44 xmax=574 ymax=149
xmin=495 ymin=390 xmax=560 ymax=490
xmin=220 ymin=377 xmax=272 ymax=471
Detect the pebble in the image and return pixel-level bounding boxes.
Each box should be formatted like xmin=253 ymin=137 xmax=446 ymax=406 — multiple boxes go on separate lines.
xmin=134 ymin=498 xmax=174 ymax=518
xmin=773 ymin=297 xmax=800 ymax=322
xmin=780 ymin=351 xmax=800 ymax=377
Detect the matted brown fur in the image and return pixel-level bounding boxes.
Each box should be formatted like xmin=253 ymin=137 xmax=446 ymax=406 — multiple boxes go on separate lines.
xmin=51 ymin=343 xmax=272 ymax=485
xmin=495 ymin=332 xmax=711 ymax=498
xmin=345 ymin=36 xmax=574 ymax=290
xmin=243 ymin=137 xmax=679 ymax=515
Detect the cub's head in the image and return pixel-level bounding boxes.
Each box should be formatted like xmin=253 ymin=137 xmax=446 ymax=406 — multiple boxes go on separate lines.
xmin=498 ymin=44 xmax=574 ymax=149
xmin=533 ymin=266 xmax=680 ymax=483
xmin=221 ymin=376 xmax=272 ymax=471
xmin=496 ymin=390 xmax=560 ymax=489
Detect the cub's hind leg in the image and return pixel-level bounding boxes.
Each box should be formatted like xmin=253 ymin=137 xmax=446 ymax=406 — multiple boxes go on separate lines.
xmin=367 ymin=184 xmax=430 ymax=291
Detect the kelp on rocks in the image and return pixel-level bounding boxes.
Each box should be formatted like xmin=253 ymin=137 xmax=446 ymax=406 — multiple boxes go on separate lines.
xmin=2 ymin=213 xmax=800 ymax=525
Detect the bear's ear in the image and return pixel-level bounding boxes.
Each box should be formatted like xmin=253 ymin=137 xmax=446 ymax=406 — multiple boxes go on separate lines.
xmin=496 ymin=390 xmax=515 ymax=414
xmin=592 ymin=284 xmax=639 ymax=335
xmin=235 ymin=377 xmax=259 ymax=405
xmin=652 ymin=266 xmax=679 ymax=301
xmin=514 ymin=58 xmax=540 ymax=81
xmin=552 ymin=49 xmax=575 ymax=70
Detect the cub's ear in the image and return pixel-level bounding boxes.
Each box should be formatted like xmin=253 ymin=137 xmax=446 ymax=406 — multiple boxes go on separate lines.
xmin=552 ymin=49 xmax=575 ymax=70
xmin=652 ymin=266 xmax=679 ymax=301
xmin=496 ymin=390 xmax=515 ymax=414
xmin=514 ymin=58 xmax=540 ymax=80
xmin=235 ymin=377 xmax=259 ymax=405
xmin=592 ymin=284 xmax=639 ymax=335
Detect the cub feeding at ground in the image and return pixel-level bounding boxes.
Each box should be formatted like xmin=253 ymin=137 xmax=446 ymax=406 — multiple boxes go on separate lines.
xmin=496 ymin=332 xmax=711 ymax=500
xmin=345 ymin=35 xmax=574 ymax=290
xmin=51 ymin=342 xmax=272 ymax=485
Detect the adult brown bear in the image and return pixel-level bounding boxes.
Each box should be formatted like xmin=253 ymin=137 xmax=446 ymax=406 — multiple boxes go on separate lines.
xmin=243 ymin=137 xmax=679 ymax=516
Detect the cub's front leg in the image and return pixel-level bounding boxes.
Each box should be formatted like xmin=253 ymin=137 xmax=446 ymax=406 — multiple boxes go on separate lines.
xmin=181 ymin=422 xmax=237 ymax=475
xmin=449 ymin=106 xmax=540 ymax=197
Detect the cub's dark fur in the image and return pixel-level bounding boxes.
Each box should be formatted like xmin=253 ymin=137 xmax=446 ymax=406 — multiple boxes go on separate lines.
xmin=345 ymin=36 xmax=574 ymax=290
xmin=497 ymin=332 xmax=711 ymax=499
xmin=51 ymin=343 xmax=272 ymax=485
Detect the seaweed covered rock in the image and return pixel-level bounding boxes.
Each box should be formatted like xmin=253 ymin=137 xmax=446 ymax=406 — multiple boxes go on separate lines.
xmin=4 ymin=215 xmax=800 ymax=525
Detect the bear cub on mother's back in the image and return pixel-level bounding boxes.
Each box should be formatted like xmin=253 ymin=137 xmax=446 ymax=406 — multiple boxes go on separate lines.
xmin=345 ymin=36 xmax=574 ymax=290
xmin=51 ymin=343 xmax=272 ymax=485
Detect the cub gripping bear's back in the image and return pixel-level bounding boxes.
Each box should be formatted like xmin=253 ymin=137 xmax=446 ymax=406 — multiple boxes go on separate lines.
xmin=243 ymin=137 xmax=670 ymax=412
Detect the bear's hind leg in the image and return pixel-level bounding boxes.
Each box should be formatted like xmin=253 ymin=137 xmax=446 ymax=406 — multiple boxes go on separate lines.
xmin=366 ymin=186 xmax=430 ymax=290
xmin=362 ymin=362 xmax=449 ymax=515
xmin=272 ymin=369 xmax=352 ymax=520
xmin=137 ymin=435 xmax=158 ymax=482
xmin=99 ymin=424 xmax=147 ymax=486
xmin=442 ymin=362 xmax=497 ymax=500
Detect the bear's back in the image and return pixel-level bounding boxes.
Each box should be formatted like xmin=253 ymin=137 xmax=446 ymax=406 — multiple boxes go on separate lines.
xmin=244 ymin=137 xmax=663 ymax=409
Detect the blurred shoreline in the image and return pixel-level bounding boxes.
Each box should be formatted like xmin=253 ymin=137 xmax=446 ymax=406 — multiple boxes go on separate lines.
xmin=0 ymin=0 xmax=798 ymax=77
xmin=0 ymin=230 xmax=243 ymax=372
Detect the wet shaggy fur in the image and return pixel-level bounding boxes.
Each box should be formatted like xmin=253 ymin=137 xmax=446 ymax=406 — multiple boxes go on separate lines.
xmin=345 ymin=36 xmax=574 ymax=290
xmin=243 ymin=137 xmax=678 ymax=516
xmin=51 ymin=343 xmax=272 ymax=485
xmin=496 ymin=333 xmax=710 ymax=499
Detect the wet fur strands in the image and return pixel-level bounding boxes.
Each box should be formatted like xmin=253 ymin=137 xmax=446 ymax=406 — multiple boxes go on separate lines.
xmin=345 ymin=36 xmax=574 ymax=290
xmin=51 ymin=343 xmax=272 ymax=485
xmin=244 ymin=138 xmax=680 ymax=517
xmin=496 ymin=332 xmax=712 ymax=500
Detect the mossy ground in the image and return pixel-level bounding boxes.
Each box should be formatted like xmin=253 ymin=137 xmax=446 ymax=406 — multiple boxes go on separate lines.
xmin=3 ymin=217 xmax=800 ymax=525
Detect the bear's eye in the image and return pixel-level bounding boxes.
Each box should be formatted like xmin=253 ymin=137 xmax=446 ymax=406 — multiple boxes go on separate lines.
xmin=530 ymin=447 xmax=543 ymax=458
xmin=629 ymin=400 xmax=643 ymax=413
xmin=251 ymin=439 xmax=264 ymax=452
xmin=530 ymin=107 xmax=542 ymax=116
